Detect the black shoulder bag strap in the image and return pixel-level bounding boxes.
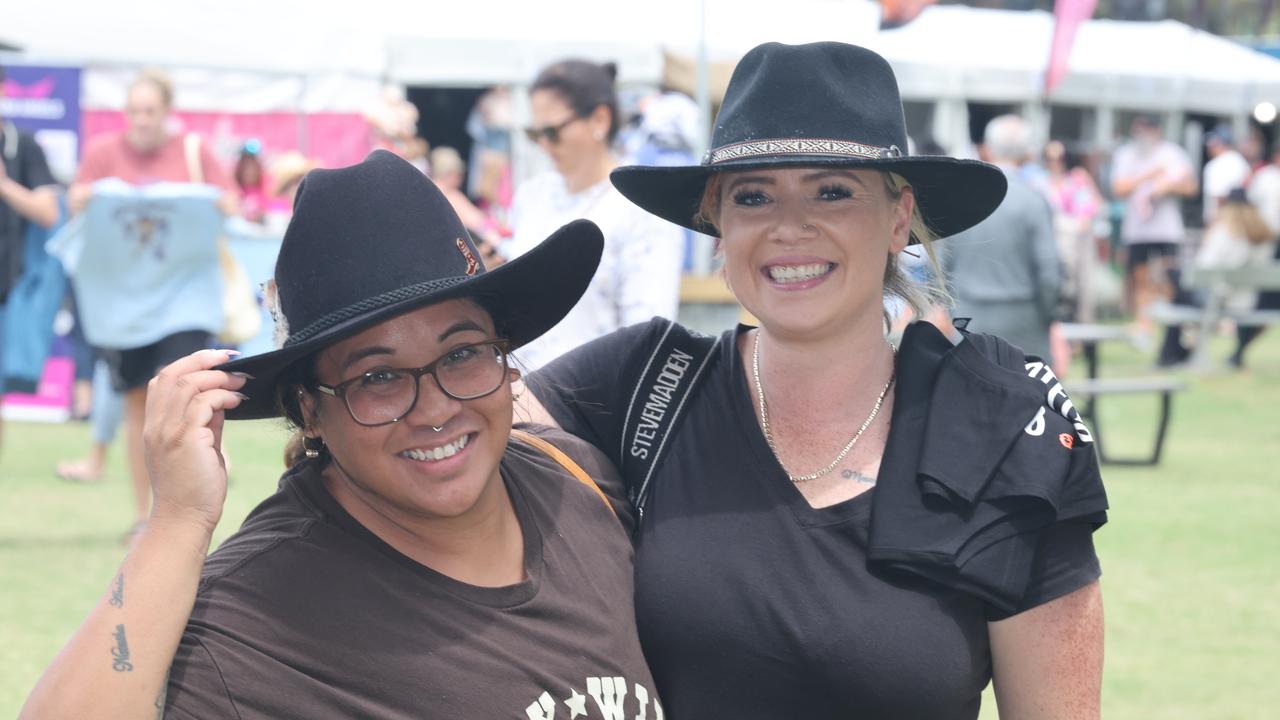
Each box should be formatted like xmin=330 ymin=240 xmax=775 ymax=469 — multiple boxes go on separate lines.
xmin=620 ymin=319 xmax=718 ymax=525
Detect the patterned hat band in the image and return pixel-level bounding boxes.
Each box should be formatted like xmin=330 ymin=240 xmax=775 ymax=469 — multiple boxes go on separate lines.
xmin=263 ymin=276 xmax=474 ymax=350
xmin=703 ymin=137 xmax=903 ymax=165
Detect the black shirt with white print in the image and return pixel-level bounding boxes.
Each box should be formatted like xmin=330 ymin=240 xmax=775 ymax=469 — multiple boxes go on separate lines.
xmin=528 ymin=319 xmax=1105 ymax=720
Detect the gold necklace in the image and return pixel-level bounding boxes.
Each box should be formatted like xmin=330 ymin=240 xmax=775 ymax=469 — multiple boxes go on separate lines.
xmin=751 ymin=330 xmax=895 ymax=483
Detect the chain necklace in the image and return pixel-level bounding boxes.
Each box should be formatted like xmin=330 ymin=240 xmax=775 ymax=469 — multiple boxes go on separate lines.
xmin=752 ymin=330 xmax=896 ymax=483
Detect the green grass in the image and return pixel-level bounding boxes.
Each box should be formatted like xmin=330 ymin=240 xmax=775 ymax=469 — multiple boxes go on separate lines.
xmin=3 ymin=331 xmax=1278 ymax=718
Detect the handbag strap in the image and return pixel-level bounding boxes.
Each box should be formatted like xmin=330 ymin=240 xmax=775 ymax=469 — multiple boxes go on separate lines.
xmin=620 ymin=319 xmax=718 ymax=524
xmin=509 ymin=428 xmax=615 ymax=518
xmin=183 ymin=132 xmax=204 ymax=185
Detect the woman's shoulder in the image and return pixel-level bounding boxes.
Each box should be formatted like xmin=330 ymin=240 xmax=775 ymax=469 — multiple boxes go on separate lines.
xmin=197 ymin=467 xmax=332 ymax=591
xmin=507 ymin=424 xmax=634 ymax=531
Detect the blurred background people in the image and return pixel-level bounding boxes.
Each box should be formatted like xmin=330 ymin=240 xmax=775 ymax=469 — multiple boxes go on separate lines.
xmin=260 ymin=151 xmax=315 ymax=234
xmin=505 ymin=58 xmax=682 ymax=370
xmin=0 ymin=62 xmax=60 ymax=458
xmin=943 ymin=114 xmax=1063 ymax=365
xmin=1202 ymin=125 xmax=1251 ymax=225
xmin=63 ymin=69 xmax=237 ymax=535
xmin=1158 ymin=188 xmax=1277 ymax=367
xmin=234 ymin=139 xmax=269 ymax=223
xmin=429 ymin=145 xmax=504 ymax=266
xmin=1045 ymin=139 xmax=1105 ymax=321
xmin=1110 ymin=114 xmax=1197 ymax=337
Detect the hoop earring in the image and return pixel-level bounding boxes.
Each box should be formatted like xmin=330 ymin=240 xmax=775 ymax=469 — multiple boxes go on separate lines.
xmin=303 ymin=436 xmax=325 ymax=459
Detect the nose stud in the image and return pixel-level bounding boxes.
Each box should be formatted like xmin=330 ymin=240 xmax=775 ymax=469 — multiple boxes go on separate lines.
xmin=801 ymin=223 xmax=813 ymax=231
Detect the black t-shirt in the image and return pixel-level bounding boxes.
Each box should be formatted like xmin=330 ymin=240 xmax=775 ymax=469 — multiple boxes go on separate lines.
xmin=164 ymin=428 xmax=660 ymax=719
xmin=0 ymin=125 xmax=56 ymax=301
xmin=528 ymin=319 xmax=1103 ymax=720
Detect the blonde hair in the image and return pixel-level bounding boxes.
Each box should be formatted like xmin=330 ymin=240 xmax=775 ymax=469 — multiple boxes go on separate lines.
xmin=429 ymin=146 xmax=465 ymax=177
xmin=695 ymin=169 xmax=949 ymax=323
xmin=129 ymin=69 xmax=174 ymax=109
xmin=1217 ymin=201 xmax=1274 ymax=246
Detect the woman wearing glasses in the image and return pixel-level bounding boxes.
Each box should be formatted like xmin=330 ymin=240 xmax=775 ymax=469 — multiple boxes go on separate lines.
xmin=505 ymin=59 xmax=684 ymax=371
xmin=22 ymin=151 xmax=661 ymax=719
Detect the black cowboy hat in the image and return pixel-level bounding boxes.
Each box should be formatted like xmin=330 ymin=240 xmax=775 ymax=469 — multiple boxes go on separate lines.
xmin=220 ymin=150 xmax=603 ymax=420
xmin=611 ymin=42 xmax=1007 ymax=241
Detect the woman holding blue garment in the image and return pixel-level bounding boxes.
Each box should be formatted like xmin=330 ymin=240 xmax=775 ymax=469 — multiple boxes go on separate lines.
xmin=64 ymin=70 xmax=239 ymax=529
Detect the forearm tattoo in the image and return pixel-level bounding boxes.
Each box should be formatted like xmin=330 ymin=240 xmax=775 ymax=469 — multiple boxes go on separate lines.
xmin=111 ymin=624 xmax=133 ymax=672
xmin=841 ymin=469 xmax=877 ymax=485
xmin=109 ymin=573 xmax=124 ymax=608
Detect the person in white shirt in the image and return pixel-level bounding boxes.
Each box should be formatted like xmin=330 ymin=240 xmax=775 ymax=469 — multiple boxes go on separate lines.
xmin=1158 ymin=188 xmax=1277 ymax=367
xmin=1202 ymin=125 xmax=1252 ymax=225
xmin=1247 ymin=145 xmax=1280 ymax=235
xmin=505 ymin=59 xmax=683 ymax=371
xmin=1110 ymin=114 xmax=1197 ymax=335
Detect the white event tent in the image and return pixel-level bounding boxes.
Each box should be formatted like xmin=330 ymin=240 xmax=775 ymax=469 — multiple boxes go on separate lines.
xmin=4 ymin=0 xmax=1280 ymax=160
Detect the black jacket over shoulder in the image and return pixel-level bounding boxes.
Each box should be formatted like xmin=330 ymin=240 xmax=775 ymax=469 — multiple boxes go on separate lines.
xmin=868 ymin=321 xmax=1109 ymax=615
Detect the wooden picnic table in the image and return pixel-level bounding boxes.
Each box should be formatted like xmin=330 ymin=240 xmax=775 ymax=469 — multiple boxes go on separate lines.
xmin=1058 ymin=322 xmax=1186 ymax=465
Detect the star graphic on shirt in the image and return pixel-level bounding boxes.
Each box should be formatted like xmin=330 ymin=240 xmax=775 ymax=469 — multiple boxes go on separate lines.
xmin=564 ymin=688 xmax=588 ymax=718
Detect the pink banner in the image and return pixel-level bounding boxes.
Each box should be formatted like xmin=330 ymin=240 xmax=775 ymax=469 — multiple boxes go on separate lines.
xmin=82 ymin=111 xmax=373 ymax=169
xmin=1045 ymin=0 xmax=1097 ymax=94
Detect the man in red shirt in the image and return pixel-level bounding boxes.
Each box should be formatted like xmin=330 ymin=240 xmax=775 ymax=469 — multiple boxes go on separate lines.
xmin=65 ymin=70 xmax=238 ymax=533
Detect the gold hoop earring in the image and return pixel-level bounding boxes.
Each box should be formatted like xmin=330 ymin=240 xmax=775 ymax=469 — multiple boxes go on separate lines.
xmin=303 ymin=436 xmax=325 ymax=459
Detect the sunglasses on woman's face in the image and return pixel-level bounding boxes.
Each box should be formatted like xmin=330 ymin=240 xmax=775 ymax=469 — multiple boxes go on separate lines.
xmin=523 ymin=116 xmax=580 ymax=145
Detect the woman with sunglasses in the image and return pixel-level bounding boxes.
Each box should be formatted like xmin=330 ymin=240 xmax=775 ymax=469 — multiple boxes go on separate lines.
xmin=22 ymin=151 xmax=661 ymax=719
xmin=505 ymin=59 xmax=684 ymax=371
xmin=519 ymin=42 xmax=1107 ymax=719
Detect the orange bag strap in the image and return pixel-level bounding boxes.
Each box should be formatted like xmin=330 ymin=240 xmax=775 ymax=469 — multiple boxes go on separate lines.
xmin=509 ymin=429 xmax=615 ymax=518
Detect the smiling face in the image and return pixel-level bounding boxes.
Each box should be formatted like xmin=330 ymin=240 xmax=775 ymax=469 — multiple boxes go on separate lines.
xmin=302 ymin=298 xmax=517 ymax=524
xmin=715 ymin=167 xmax=913 ymax=339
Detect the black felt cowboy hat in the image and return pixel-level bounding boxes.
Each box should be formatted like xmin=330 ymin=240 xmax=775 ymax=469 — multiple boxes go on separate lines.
xmin=611 ymin=41 xmax=1007 ymax=241
xmin=220 ymin=150 xmax=603 ymax=420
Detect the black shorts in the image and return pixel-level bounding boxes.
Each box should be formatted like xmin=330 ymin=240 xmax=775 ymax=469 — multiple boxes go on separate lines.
xmin=1124 ymin=242 xmax=1180 ymax=275
xmin=102 ymin=330 xmax=213 ymax=392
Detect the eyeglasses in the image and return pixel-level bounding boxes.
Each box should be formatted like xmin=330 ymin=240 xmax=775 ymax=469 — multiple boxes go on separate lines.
xmin=523 ymin=116 xmax=580 ymax=145
xmin=314 ymin=340 xmax=510 ymax=427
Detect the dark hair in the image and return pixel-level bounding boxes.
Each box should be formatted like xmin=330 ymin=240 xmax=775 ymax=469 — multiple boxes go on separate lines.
xmin=276 ymin=355 xmax=332 ymax=470
xmin=531 ymin=59 xmax=620 ymax=142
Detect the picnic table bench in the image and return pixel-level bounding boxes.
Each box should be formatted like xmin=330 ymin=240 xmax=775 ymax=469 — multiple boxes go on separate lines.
xmin=1150 ymin=263 xmax=1280 ymax=369
xmin=1058 ymin=322 xmax=1187 ymax=466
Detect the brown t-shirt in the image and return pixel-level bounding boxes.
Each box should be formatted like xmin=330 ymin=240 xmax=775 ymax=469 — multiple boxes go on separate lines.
xmin=76 ymin=133 xmax=233 ymax=190
xmin=164 ymin=427 xmax=660 ymax=719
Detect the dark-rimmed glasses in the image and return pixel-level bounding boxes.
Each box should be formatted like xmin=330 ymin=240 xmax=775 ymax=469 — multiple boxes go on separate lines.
xmin=314 ymin=340 xmax=510 ymax=426
xmin=523 ymin=116 xmax=580 ymax=145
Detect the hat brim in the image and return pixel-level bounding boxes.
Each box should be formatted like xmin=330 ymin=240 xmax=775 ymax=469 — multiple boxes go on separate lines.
xmin=610 ymin=155 xmax=1007 ymax=241
xmin=219 ymin=219 xmax=603 ymax=420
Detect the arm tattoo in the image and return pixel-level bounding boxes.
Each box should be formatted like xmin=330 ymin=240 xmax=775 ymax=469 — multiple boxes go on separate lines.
xmin=840 ymin=469 xmax=877 ymax=485
xmin=109 ymin=573 xmax=124 ymax=608
xmin=111 ymin=624 xmax=133 ymax=672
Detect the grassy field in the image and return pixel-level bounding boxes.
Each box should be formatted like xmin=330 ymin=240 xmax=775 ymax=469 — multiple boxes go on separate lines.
xmin=2 ymin=331 xmax=1278 ymax=718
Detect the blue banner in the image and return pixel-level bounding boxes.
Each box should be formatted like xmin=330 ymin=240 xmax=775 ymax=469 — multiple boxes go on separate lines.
xmin=1 ymin=64 xmax=82 ymax=182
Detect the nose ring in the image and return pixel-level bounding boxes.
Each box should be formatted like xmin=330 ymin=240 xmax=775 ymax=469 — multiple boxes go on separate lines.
xmin=432 ymin=425 xmax=445 ymax=433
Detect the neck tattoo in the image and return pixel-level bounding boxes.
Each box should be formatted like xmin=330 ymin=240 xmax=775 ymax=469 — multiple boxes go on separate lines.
xmin=752 ymin=330 xmax=895 ymax=484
